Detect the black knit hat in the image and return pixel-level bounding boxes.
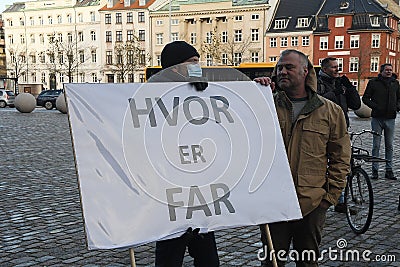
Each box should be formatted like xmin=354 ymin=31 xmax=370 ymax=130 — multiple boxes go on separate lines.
xmin=161 ymin=41 xmax=200 ymax=69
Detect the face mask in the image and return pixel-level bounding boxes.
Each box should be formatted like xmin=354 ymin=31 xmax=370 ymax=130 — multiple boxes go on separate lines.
xmin=187 ymin=64 xmax=203 ymax=77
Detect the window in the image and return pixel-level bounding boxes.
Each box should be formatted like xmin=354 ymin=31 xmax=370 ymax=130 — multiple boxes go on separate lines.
xmin=40 ymin=34 xmax=44 ymax=44
xmin=67 ymin=14 xmax=71 ymax=23
xmin=319 ymin=36 xmax=328 ymax=50
xmin=57 ymin=15 xmax=62 ymax=24
xmin=116 ymin=31 xmax=122 ymax=42
xmin=39 ymin=52 xmax=45 ymax=63
xmin=372 ymin=34 xmax=380 ymax=48
xmin=91 ymin=50 xmax=97 ymax=63
xmin=280 ymin=37 xmax=288 ymax=47
xmin=105 ymin=14 xmax=111 ymax=24
xmin=206 ymin=32 xmax=212 ymax=44
xmin=116 ymin=13 xmax=122 ymax=24
xmin=78 ymin=32 xmax=84 ymax=42
xmin=138 ymin=12 xmax=145 ymax=23
xmin=335 ymin=17 xmax=344 ymax=27
xmin=274 ymin=19 xmax=287 ymax=29
xmin=297 ymin=18 xmax=309 ymax=28
xmin=269 ymin=56 xmax=277 ymax=62
xmin=80 ymin=73 xmax=85 ymax=83
xmin=171 ymin=32 xmax=179 ymax=42
xmin=291 ymin=36 xmax=298 ymax=47
xmin=30 ymin=34 xmax=35 ymax=44
xmin=90 ymin=12 xmax=95 ymax=22
xmin=234 ymin=53 xmax=242 ymax=66
xmin=337 ymin=58 xmax=343 ymax=72
xmin=222 ymin=53 xmax=228 ymax=65
xmin=20 ymin=34 xmax=25 ymax=44
xmin=30 ymin=17 xmax=34 ymax=25
xmin=251 ymin=14 xmax=259 ymax=20
xmin=206 ymin=54 xmax=212 ymax=66
xmin=139 ymin=50 xmax=146 ymax=65
xmin=302 ymin=36 xmax=310 ymax=46
xmin=8 ymin=35 xmax=13 ymax=44
xmin=128 ymin=74 xmax=134 ymax=83
xmin=156 ymin=55 xmax=161 ymax=66
xmin=251 ymin=52 xmax=259 ymax=62
xmin=335 ymin=36 xmax=344 ymax=49
xmin=349 ymin=57 xmax=359 ymax=72
xmin=371 ymin=56 xmax=379 ymax=72
xmin=58 ymin=52 xmax=63 ymax=64
xmin=78 ymin=13 xmax=83 ymax=23
xmin=156 ymin=33 xmax=163 ymax=45
xmin=127 ymin=30 xmax=134 ymax=41
xmin=270 ymin=37 xmax=277 ymax=48
xmin=91 ymin=31 xmax=96 ymax=41
xmin=48 ymin=34 xmax=55 ymax=43
xmin=20 ymin=18 xmax=24 ymax=26
xmin=251 ymin=29 xmax=259 ymax=42
xmin=31 ymin=72 xmax=36 ymax=82
xmin=127 ymin=12 xmax=133 ymax=23
xmin=41 ymin=73 xmax=46 ymax=83
xmin=370 ymin=16 xmax=379 ymax=27
xmin=139 ymin=30 xmax=145 ymax=41
xmin=106 ymin=51 xmax=113 ymax=64
xmin=221 ymin=31 xmax=227 ymax=43
xmin=67 ymin=32 xmax=72 ymax=43
xmin=234 ymin=30 xmax=242 ymax=42
xmin=79 ymin=50 xmax=84 ymax=63
xmin=190 ymin=32 xmax=196 ymax=44
xmin=92 ymin=73 xmax=98 ymax=83
xmin=106 ymin=31 xmax=112 ymax=42
xmin=156 ymin=20 xmax=163 ymax=26
xmin=350 ymin=35 xmax=359 ymax=48
xmin=57 ymin=33 xmax=62 ymax=42
xmin=39 ymin=17 xmax=43 ymax=25
xmin=171 ymin=19 xmax=179 ymax=25
xmin=235 ymin=15 xmax=243 ymax=21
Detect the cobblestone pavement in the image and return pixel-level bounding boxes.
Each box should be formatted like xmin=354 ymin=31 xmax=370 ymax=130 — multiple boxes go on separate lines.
xmin=0 ymin=107 xmax=399 ymax=267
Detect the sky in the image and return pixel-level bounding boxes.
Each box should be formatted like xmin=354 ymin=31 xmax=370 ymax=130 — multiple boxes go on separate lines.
xmin=0 ymin=0 xmax=9 ymax=13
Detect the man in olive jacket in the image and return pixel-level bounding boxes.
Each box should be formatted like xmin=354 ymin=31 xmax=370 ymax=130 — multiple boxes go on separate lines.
xmin=257 ymin=50 xmax=351 ymax=266
xmin=362 ymin=63 xmax=400 ymax=180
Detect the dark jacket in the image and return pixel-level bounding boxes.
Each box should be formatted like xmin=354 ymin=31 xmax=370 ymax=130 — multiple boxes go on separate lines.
xmin=362 ymin=74 xmax=400 ymax=119
xmin=317 ymin=71 xmax=361 ymax=127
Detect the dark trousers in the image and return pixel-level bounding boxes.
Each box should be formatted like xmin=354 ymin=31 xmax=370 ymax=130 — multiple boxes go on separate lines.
xmin=155 ymin=231 xmax=219 ymax=267
xmin=260 ymin=206 xmax=327 ymax=267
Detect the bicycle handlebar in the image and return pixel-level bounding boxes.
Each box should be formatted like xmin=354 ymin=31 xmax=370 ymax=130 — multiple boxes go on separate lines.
xmin=349 ymin=129 xmax=381 ymax=139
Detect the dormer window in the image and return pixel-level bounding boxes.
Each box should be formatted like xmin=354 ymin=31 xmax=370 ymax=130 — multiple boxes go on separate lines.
xmin=370 ymin=15 xmax=380 ymax=27
xmin=274 ymin=19 xmax=289 ymax=29
xmin=297 ymin=18 xmax=309 ymax=28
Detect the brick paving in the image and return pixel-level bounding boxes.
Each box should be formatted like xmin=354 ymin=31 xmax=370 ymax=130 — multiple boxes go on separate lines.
xmin=0 ymin=107 xmax=399 ymax=266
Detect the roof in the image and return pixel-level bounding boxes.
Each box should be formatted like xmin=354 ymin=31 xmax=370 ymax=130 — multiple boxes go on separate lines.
xmin=267 ymin=0 xmax=325 ymax=33
xmin=3 ymin=3 xmax=25 ymax=12
xmin=100 ymin=0 xmax=156 ymax=10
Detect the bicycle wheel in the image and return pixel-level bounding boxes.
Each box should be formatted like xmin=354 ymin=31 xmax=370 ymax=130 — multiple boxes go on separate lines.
xmin=344 ymin=168 xmax=374 ymax=234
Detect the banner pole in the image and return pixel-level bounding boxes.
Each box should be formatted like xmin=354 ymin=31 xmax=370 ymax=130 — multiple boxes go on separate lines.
xmin=129 ymin=248 xmax=136 ymax=267
xmin=264 ymin=224 xmax=278 ymax=267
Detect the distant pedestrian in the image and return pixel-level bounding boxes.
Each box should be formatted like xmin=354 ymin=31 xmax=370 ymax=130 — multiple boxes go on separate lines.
xmin=362 ymin=63 xmax=400 ymax=180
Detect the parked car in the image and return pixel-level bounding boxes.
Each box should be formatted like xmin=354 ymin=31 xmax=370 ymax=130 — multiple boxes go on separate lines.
xmin=0 ymin=90 xmax=15 ymax=108
xmin=36 ymin=89 xmax=63 ymax=110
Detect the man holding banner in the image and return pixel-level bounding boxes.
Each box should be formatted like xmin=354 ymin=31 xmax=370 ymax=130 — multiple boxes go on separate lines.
xmin=256 ymin=50 xmax=351 ymax=266
xmin=152 ymin=41 xmax=219 ymax=267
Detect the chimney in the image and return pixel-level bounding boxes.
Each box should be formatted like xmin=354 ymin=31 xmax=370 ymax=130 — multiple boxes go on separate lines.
xmin=139 ymin=0 xmax=146 ymax=6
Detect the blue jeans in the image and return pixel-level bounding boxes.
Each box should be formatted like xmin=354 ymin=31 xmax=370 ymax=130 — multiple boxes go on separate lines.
xmin=371 ymin=118 xmax=395 ymax=172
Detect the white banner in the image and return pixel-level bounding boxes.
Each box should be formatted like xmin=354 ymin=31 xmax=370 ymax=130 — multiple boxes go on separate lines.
xmin=65 ymin=81 xmax=302 ymax=249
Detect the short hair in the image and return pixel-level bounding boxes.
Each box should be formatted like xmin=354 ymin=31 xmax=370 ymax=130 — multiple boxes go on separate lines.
xmin=280 ymin=49 xmax=308 ymax=69
xmin=380 ymin=63 xmax=392 ymax=73
xmin=321 ymin=57 xmax=337 ymax=68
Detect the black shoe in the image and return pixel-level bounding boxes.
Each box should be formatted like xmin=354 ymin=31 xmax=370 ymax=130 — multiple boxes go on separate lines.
xmin=385 ymin=171 xmax=397 ymax=180
xmin=334 ymin=203 xmax=347 ymax=213
xmin=371 ymin=170 xmax=379 ymax=180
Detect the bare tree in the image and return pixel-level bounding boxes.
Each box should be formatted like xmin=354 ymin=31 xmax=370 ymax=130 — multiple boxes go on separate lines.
xmin=7 ymin=45 xmax=27 ymax=83
xmin=201 ymin=27 xmax=252 ymax=66
xmin=108 ymin=37 xmax=150 ymax=83
xmin=46 ymin=34 xmax=82 ymax=83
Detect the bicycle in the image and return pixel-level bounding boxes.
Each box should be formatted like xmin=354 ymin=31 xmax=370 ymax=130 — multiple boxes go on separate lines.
xmin=345 ymin=129 xmax=387 ymax=234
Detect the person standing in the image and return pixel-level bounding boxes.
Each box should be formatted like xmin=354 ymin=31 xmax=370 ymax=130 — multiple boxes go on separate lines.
xmin=256 ymin=50 xmax=351 ymax=266
xmin=151 ymin=41 xmax=219 ymax=267
xmin=317 ymin=57 xmax=361 ymax=213
xmin=362 ymin=63 xmax=400 ymax=180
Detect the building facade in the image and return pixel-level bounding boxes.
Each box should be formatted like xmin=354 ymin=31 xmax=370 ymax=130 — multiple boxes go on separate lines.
xmin=2 ymin=0 xmax=107 ymax=90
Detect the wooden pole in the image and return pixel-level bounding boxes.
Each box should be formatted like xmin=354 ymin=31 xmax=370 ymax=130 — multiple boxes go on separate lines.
xmin=264 ymin=224 xmax=278 ymax=267
xmin=129 ymin=248 xmax=136 ymax=267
